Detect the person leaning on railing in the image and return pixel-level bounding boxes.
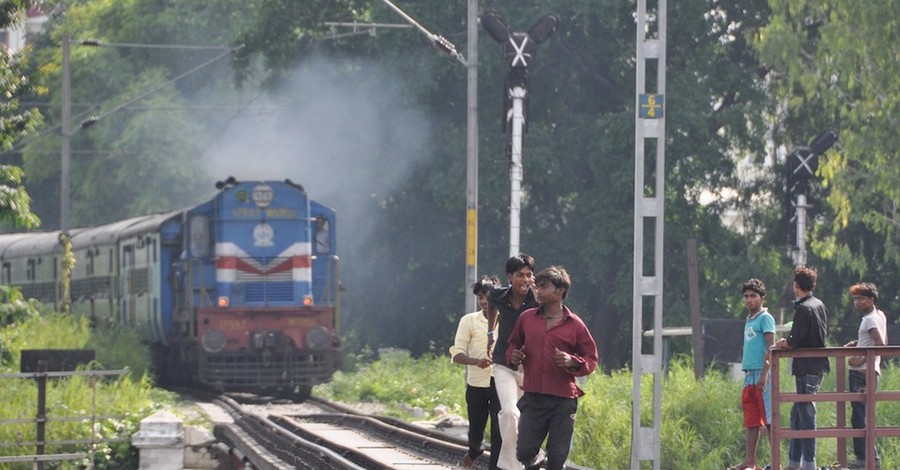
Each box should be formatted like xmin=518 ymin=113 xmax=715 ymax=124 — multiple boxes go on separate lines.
xmin=774 ymin=265 xmax=829 ymax=470
xmin=843 ymin=282 xmax=887 ymax=470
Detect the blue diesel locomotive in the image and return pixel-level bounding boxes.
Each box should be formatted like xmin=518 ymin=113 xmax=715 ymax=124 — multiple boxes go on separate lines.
xmin=0 ymin=178 xmax=341 ymax=396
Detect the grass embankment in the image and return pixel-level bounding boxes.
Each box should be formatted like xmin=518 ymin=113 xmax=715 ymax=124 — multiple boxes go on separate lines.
xmin=316 ymin=349 xmax=900 ymax=470
xmin=0 ymin=300 xmax=175 ymax=469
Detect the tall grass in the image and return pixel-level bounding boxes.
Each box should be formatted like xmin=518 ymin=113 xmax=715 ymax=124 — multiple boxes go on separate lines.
xmin=0 ymin=312 xmax=175 ymax=469
xmin=320 ymin=348 xmax=466 ymax=417
xmin=316 ymin=352 xmax=900 ymax=469
xmin=0 ymin=311 xmax=152 ymax=380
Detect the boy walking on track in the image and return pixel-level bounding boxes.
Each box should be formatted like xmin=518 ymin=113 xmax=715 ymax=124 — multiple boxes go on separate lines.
xmin=507 ymin=266 xmax=598 ymax=470
xmin=451 ymin=275 xmax=503 ymax=469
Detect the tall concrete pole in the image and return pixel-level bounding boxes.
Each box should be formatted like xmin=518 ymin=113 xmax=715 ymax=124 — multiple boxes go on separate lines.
xmin=508 ymin=87 xmax=525 ymax=257
xmin=794 ymin=193 xmax=808 ymax=266
xmin=632 ymin=0 xmax=666 ymax=467
xmin=465 ymin=0 xmax=479 ymax=310
xmin=61 ymin=35 xmax=71 ymax=233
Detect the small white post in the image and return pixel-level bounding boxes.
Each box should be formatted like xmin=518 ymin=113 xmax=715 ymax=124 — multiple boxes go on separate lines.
xmin=132 ymin=410 xmax=184 ymax=470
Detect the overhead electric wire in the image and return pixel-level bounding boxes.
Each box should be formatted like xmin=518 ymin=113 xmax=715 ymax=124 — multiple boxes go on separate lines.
xmin=79 ymin=46 xmax=243 ymax=128
xmin=79 ymin=40 xmax=232 ymax=50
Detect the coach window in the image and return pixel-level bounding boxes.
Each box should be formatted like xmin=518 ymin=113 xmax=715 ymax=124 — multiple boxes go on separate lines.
xmin=2 ymin=262 xmax=10 ymax=283
xmin=314 ymin=215 xmax=330 ymax=254
xmin=190 ymin=216 xmax=210 ymax=258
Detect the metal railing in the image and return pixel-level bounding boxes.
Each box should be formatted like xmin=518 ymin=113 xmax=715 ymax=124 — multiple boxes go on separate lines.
xmin=0 ymin=369 xmax=128 ymax=468
xmin=770 ymin=346 xmax=900 ymax=470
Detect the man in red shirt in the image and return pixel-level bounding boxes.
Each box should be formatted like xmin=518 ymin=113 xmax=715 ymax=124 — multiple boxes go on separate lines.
xmin=507 ymin=266 xmax=598 ymax=470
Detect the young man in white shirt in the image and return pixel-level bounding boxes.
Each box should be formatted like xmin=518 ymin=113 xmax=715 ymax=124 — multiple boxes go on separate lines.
xmin=451 ymin=275 xmax=502 ymax=468
xmin=844 ymin=282 xmax=887 ymax=470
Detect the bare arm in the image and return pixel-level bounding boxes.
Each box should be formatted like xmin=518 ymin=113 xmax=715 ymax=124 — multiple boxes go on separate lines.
xmin=870 ymin=327 xmax=886 ymax=347
xmin=453 ymin=353 xmax=491 ymax=368
xmin=759 ymin=332 xmax=775 ymax=389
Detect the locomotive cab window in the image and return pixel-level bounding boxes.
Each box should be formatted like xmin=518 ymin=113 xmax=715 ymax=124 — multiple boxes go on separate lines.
xmin=314 ymin=215 xmax=331 ymax=254
xmin=189 ymin=216 xmax=210 ymax=258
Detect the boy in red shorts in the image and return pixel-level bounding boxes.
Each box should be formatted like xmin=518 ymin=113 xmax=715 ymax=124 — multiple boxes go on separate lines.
xmin=729 ymin=279 xmax=776 ymax=470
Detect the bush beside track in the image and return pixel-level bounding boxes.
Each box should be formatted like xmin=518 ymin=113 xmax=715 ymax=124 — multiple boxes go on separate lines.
xmin=0 ymin=296 xmax=176 ymax=469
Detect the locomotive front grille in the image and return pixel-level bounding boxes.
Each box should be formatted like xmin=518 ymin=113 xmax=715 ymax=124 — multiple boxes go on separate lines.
xmin=242 ymin=281 xmax=294 ymax=302
xmin=234 ymin=257 xmax=293 ymax=282
xmin=198 ymin=350 xmax=338 ymax=391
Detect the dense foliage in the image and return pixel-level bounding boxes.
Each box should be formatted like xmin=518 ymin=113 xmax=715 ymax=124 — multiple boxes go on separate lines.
xmin=2 ymin=0 xmax=897 ymax=368
xmin=325 ymin=0 xmax=788 ymax=367
xmin=1 ymin=1 xmax=41 ymax=230
xmin=755 ymin=0 xmax=900 ymax=341
xmin=15 ymin=0 xmax=262 ymax=228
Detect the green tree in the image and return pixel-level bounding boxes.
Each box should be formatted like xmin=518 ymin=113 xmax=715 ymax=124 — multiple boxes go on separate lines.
xmin=20 ymin=0 xmax=260 ymax=229
xmin=1 ymin=0 xmax=41 ymax=230
xmin=755 ymin=0 xmax=900 ymax=336
xmin=9 ymin=0 xmax=816 ymax=369
xmin=234 ymin=0 xmax=372 ymax=88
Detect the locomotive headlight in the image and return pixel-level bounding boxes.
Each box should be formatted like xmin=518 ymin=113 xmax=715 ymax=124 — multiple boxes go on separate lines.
xmin=202 ymin=329 xmax=227 ymax=353
xmin=305 ymin=326 xmax=331 ymax=350
xmin=217 ymin=296 xmax=230 ymax=307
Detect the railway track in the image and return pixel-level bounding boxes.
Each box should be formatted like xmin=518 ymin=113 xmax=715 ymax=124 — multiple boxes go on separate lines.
xmin=207 ymin=393 xmax=593 ymax=470
xmin=212 ymin=394 xmax=475 ymax=469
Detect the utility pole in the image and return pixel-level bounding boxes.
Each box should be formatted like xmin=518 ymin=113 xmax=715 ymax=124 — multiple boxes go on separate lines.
xmin=465 ymin=0 xmax=479 ymax=310
xmin=61 ymin=35 xmax=71 ymax=233
xmin=632 ymin=0 xmax=667 ymax=468
xmin=57 ymin=39 xmax=237 ymax=232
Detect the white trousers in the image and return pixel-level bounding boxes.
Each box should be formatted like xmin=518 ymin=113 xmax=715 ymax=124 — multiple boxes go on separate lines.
xmin=494 ymin=364 xmax=525 ymax=470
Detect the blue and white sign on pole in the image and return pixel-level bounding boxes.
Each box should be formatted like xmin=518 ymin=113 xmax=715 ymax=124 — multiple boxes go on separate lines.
xmin=639 ymin=93 xmax=665 ymax=119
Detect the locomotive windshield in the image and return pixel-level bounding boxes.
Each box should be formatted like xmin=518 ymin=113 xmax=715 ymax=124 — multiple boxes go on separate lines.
xmin=314 ymin=215 xmax=331 ymax=254
xmin=189 ymin=215 xmax=210 ymax=258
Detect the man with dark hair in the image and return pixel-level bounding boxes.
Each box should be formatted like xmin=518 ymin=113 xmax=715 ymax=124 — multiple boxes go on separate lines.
xmin=728 ymin=279 xmax=776 ymax=470
xmin=489 ymin=253 xmax=538 ymax=470
xmin=507 ymin=266 xmax=598 ymax=470
xmin=775 ymin=265 xmax=829 ymax=470
xmin=451 ymin=274 xmax=503 ymax=469
xmin=844 ymin=282 xmax=887 ymax=469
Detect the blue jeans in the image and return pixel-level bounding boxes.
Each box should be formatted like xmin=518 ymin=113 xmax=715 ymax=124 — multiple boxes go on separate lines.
xmin=849 ymin=370 xmax=880 ymax=463
xmin=789 ymin=373 xmax=823 ymax=469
